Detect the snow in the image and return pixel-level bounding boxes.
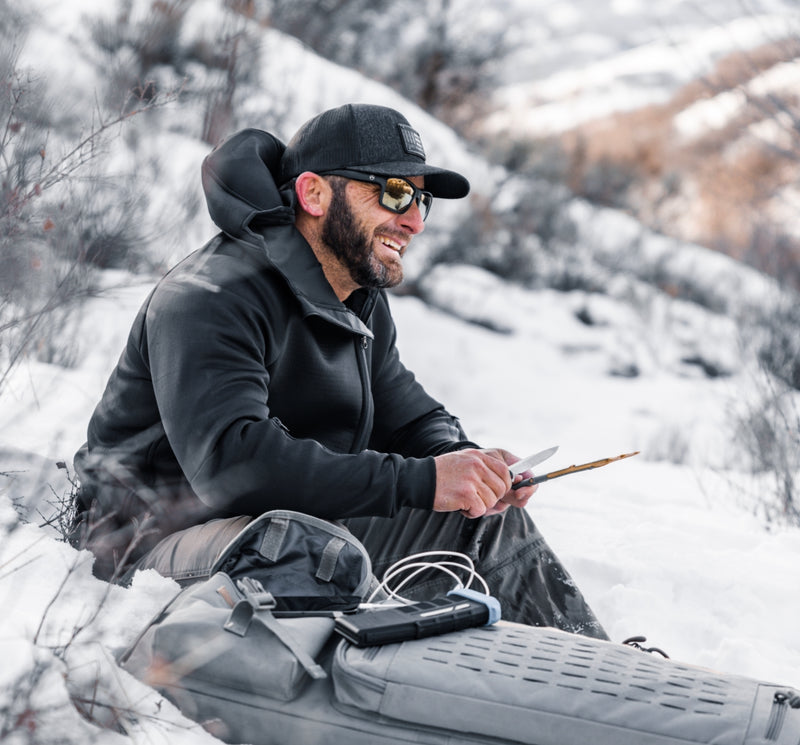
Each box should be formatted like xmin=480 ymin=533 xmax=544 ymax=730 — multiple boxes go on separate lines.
xmin=674 ymin=59 xmax=800 ymax=140
xmin=674 ymin=89 xmax=747 ymax=138
xmin=3 ymin=260 xmax=800 ymax=741
xmin=389 ymin=287 xmax=800 ymax=686
xmin=485 ymin=0 xmax=800 ymax=136
xmin=2 ymin=0 xmax=800 ymax=742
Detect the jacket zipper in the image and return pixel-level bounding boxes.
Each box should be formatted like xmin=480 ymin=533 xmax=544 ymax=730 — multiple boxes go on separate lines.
xmin=350 ymin=334 xmax=373 ymax=453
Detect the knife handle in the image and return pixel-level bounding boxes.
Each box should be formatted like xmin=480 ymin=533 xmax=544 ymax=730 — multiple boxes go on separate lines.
xmin=511 ymin=474 xmax=547 ymax=490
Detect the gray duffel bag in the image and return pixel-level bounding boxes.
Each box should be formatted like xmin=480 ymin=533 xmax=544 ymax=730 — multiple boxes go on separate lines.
xmin=120 ymin=510 xmax=800 ymax=745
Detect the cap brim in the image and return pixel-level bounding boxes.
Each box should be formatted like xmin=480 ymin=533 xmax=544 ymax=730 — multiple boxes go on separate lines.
xmin=349 ymin=161 xmax=470 ymax=199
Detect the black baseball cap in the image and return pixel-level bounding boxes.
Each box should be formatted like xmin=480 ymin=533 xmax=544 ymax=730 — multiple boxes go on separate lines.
xmin=280 ymin=103 xmax=470 ymax=199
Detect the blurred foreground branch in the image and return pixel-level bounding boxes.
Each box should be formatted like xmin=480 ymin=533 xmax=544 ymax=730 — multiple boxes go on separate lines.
xmin=0 ymin=13 xmax=181 ymax=395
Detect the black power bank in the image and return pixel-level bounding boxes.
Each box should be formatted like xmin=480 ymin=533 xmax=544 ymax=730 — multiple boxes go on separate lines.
xmin=334 ymin=589 xmax=501 ymax=647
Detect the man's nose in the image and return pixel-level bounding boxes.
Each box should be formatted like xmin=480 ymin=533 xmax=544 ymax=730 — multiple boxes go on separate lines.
xmin=399 ymin=200 xmax=425 ymax=234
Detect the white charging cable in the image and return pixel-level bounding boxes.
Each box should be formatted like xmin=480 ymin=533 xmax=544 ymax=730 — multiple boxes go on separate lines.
xmin=363 ymin=550 xmax=490 ymax=607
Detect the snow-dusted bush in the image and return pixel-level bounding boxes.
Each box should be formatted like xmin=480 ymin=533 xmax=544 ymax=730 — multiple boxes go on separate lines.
xmin=0 ymin=5 xmax=189 ymax=387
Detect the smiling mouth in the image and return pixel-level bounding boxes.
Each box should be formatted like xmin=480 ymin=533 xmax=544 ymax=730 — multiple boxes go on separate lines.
xmin=378 ymin=235 xmax=405 ymax=255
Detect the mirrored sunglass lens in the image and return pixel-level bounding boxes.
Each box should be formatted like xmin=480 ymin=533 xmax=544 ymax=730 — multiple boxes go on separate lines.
xmin=419 ymin=193 xmax=432 ymax=218
xmin=383 ymin=178 xmax=415 ymax=211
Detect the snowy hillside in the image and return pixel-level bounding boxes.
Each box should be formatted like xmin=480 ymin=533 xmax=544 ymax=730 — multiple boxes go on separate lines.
xmin=2 ymin=1 xmax=800 ymax=743
xmin=480 ymin=0 xmax=800 ymax=289
xmin=485 ymin=0 xmax=800 ymax=136
xmin=3 ymin=265 xmax=800 ymax=743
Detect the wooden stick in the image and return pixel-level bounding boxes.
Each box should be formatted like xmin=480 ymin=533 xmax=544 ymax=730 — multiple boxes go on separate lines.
xmin=512 ymin=451 xmax=640 ymax=490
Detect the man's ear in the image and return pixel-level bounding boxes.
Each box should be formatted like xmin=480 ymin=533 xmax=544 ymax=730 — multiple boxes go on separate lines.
xmin=294 ymin=171 xmax=330 ymax=217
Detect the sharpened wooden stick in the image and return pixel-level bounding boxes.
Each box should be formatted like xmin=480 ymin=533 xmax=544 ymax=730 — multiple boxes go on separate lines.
xmin=512 ymin=451 xmax=640 ymax=490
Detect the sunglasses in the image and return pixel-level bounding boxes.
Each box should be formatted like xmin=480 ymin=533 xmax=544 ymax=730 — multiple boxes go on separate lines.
xmin=321 ymin=169 xmax=433 ymax=221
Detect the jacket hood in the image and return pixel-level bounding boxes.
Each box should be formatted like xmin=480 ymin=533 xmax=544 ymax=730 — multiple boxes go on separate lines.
xmin=200 ymin=128 xmax=378 ymax=339
xmin=201 ymin=128 xmax=296 ymax=238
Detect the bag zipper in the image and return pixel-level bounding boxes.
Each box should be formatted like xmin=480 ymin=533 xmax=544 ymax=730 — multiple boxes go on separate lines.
xmin=765 ymin=690 xmax=800 ymax=740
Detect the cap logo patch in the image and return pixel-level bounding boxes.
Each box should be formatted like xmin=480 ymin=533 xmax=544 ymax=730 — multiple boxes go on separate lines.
xmin=398 ymin=123 xmax=426 ymax=160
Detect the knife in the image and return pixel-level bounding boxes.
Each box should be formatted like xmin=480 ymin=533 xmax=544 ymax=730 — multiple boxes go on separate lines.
xmin=508 ymin=445 xmax=559 ymax=477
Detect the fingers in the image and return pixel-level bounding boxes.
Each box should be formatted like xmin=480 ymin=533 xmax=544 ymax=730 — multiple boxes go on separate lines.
xmin=471 ymin=450 xmax=513 ymax=512
xmin=432 ymin=447 xmax=547 ymax=519
xmin=492 ymin=449 xmax=540 ymax=500
xmin=481 ymin=449 xmax=517 ymax=485
xmin=433 ymin=449 xmax=513 ymax=518
xmin=482 ymin=501 xmax=510 ymax=517
xmin=501 ymin=478 xmax=538 ymax=509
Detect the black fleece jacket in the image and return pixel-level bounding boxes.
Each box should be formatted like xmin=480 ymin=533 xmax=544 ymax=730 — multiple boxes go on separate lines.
xmin=74 ymin=128 xmax=475 ymax=549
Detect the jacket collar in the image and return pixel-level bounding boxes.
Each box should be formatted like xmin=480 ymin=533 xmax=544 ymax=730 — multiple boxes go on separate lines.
xmin=245 ymin=222 xmax=377 ymax=339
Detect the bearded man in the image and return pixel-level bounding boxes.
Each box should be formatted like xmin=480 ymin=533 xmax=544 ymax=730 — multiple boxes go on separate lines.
xmin=70 ymin=104 xmax=606 ymax=639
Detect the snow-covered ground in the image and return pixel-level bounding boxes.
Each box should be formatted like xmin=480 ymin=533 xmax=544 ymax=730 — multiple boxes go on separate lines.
xmin=2 ymin=0 xmax=799 ymax=742
xmin=390 ymin=275 xmax=800 ymax=686
xmin=2 ymin=260 xmax=799 ymax=743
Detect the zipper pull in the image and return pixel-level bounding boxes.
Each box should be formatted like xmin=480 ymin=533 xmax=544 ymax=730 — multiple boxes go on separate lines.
xmin=775 ymin=691 xmax=800 ymax=708
xmin=766 ymin=691 xmax=800 ymax=741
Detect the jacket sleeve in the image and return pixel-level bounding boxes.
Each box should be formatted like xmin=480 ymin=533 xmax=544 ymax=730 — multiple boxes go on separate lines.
xmin=144 ymin=271 xmax=435 ymax=520
xmin=367 ymin=293 xmax=480 ymax=457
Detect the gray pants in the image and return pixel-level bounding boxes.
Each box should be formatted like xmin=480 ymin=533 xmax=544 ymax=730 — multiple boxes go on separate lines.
xmin=127 ymin=507 xmax=608 ymax=640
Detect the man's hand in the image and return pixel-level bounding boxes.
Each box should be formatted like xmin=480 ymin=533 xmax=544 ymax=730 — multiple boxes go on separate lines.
xmin=432 ymin=448 xmax=513 ymax=518
xmin=485 ymin=448 xmax=539 ymax=515
xmin=433 ymin=448 xmax=539 ymax=518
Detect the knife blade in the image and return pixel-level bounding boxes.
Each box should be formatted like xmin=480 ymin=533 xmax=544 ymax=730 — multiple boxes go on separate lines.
xmin=508 ymin=445 xmax=559 ymax=477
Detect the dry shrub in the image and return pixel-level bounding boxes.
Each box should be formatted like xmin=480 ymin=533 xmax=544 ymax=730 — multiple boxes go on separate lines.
xmin=553 ymin=38 xmax=800 ymax=290
xmin=706 ymin=37 xmax=800 ymax=91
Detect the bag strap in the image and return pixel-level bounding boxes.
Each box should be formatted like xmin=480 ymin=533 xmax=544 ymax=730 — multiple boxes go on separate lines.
xmin=316 ymin=536 xmax=347 ymax=582
xmin=258 ymin=516 xmax=290 ymax=561
xmin=223 ymin=578 xmax=327 ymax=680
xmin=257 ymin=517 xmax=349 ymax=585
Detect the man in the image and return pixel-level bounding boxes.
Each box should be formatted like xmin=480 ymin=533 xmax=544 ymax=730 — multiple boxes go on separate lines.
xmin=70 ymin=103 xmax=606 ymax=638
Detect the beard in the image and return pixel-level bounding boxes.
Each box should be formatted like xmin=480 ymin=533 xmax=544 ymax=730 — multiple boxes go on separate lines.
xmin=321 ymin=178 xmax=403 ymax=290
